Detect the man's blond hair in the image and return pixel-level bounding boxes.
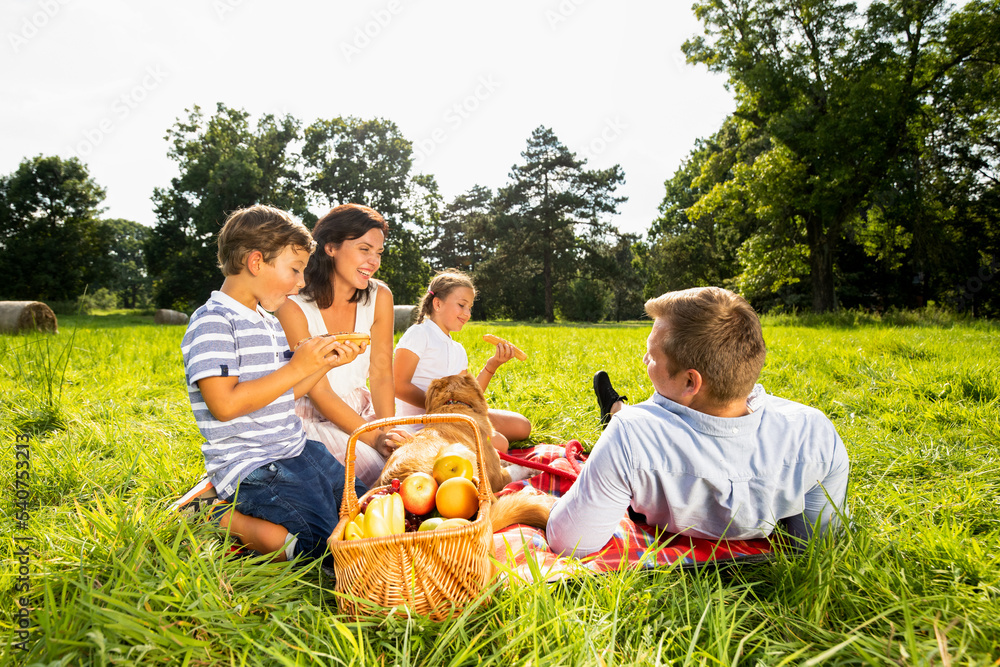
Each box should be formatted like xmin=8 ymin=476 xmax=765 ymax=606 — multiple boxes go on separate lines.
xmin=644 ymin=287 xmax=766 ymax=404
xmin=217 ymin=204 xmax=315 ymax=276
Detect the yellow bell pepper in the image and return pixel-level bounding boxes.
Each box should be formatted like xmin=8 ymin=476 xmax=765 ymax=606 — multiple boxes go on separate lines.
xmin=344 ymin=522 xmax=364 ymax=540
xmin=389 ymin=493 xmax=405 ymax=534
xmin=364 ymin=495 xmax=393 ymax=537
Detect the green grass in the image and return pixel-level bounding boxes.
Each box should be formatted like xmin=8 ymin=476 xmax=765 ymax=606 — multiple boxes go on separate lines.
xmin=2 ymin=310 xmax=999 ymax=665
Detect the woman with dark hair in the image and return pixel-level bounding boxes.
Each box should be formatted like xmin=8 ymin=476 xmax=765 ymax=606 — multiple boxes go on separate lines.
xmin=276 ymin=203 xmax=404 ymax=486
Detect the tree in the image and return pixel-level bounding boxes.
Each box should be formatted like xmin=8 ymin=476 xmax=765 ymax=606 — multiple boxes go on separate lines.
xmin=591 ymin=233 xmax=647 ymax=321
xmin=0 ymin=155 xmax=111 ymax=301
xmin=101 ymin=218 xmax=151 ymax=308
xmin=426 ymin=185 xmax=495 ymax=272
xmin=147 ymin=104 xmax=310 ymax=310
xmin=496 ymin=126 xmax=626 ymax=321
xmin=913 ymin=4 xmax=1000 ymax=316
xmin=302 ymin=116 xmax=413 ymax=218
xmin=684 ymin=0 xmax=1000 ymax=312
xmin=645 ymin=119 xmax=768 ymax=300
xmin=302 ymin=116 xmax=432 ymax=305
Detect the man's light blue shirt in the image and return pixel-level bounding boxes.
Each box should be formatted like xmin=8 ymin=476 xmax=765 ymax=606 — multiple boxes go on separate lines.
xmin=547 ymin=385 xmax=850 ymax=556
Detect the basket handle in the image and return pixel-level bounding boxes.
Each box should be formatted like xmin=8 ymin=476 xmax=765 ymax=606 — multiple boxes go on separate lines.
xmin=340 ymin=413 xmax=491 ymax=518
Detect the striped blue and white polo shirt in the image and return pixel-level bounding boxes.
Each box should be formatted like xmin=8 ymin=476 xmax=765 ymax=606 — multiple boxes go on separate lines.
xmin=181 ymin=290 xmax=306 ymax=499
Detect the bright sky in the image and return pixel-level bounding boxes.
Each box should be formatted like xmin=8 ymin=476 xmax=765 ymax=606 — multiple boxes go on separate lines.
xmin=1 ymin=0 xmax=735 ymax=238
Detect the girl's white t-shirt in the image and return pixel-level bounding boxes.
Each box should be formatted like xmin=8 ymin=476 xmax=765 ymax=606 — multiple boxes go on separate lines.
xmin=394 ymin=319 xmax=468 ymax=418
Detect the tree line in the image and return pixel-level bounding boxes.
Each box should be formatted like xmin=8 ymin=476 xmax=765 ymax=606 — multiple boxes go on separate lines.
xmin=2 ymin=0 xmax=997 ymax=319
xmin=0 ymin=112 xmax=635 ymax=322
xmin=650 ymin=0 xmax=999 ymax=316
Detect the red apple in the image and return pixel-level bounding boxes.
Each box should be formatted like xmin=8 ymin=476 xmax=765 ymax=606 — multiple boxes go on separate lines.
xmin=398 ymin=472 xmax=438 ymax=515
xmin=431 ymin=453 xmax=475 ymax=485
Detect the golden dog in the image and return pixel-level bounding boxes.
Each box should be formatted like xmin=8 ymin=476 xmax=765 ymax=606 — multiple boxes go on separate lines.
xmin=377 ymin=372 xmax=552 ymax=532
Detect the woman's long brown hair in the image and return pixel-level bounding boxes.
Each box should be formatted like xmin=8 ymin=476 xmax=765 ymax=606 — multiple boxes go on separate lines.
xmin=300 ymin=204 xmax=389 ymax=309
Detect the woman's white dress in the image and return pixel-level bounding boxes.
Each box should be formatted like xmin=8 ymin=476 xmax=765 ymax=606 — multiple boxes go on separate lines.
xmin=288 ymin=282 xmax=386 ymax=487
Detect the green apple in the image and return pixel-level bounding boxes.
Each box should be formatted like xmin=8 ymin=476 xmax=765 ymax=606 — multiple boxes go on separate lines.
xmin=418 ymin=517 xmax=445 ymax=531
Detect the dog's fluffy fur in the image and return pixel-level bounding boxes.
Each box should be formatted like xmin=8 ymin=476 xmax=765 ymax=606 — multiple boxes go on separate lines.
xmin=377 ymin=373 xmax=553 ymax=532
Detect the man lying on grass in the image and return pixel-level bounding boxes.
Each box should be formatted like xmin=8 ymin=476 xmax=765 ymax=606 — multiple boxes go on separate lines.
xmin=181 ymin=204 xmax=368 ymax=562
xmin=548 ymin=287 xmax=850 ymax=557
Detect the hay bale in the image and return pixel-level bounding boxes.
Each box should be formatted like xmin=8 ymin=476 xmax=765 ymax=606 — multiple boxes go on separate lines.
xmin=0 ymin=301 xmax=58 ymax=334
xmin=154 ymin=309 xmax=189 ymax=325
xmin=394 ymin=305 xmax=417 ymax=333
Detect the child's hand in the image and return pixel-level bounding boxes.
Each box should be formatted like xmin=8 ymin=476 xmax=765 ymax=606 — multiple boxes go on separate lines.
xmin=292 ymin=336 xmax=357 ymax=373
xmin=326 ymin=341 xmax=362 ymax=368
xmin=488 ymin=340 xmax=517 ymax=369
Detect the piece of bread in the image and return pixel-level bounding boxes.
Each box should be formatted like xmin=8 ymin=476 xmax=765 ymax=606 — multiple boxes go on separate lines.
xmin=323 ymin=332 xmax=371 ymax=344
xmin=295 ymin=331 xmax=371 ymax=350
xmin=483 ymin=333 xmax=527 ymax=361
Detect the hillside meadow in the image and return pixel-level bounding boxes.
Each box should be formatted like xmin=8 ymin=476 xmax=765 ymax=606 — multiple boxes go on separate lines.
xmin=1 ymin=310 xmax=998 ymax=665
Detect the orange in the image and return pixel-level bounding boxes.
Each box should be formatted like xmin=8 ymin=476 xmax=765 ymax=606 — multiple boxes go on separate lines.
xmin=435 ymin=477 xmax=478 ymax=519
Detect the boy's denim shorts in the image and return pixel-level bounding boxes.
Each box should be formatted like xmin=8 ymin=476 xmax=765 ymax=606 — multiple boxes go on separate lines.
xmin=228 ymin=439 xmax=368 ymax=561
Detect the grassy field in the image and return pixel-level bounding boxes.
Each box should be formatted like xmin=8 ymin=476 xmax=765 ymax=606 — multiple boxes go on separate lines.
xmin=1 ymin=310 xmax=998 ymax=665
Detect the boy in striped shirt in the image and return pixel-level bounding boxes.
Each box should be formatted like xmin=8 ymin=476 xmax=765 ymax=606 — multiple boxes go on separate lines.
xmin=181 ymin=204 xmax=366 ymax=562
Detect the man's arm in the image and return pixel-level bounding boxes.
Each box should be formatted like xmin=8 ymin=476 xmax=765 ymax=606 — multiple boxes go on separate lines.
xmin=547 ymin=421 xmax=634 ymax=557
xmin=783 ymin=429 xmax=850 ymax=542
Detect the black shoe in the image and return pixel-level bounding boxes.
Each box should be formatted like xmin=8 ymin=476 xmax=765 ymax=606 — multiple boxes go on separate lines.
xmin=593 ymin=371 xmax=626 ymax=429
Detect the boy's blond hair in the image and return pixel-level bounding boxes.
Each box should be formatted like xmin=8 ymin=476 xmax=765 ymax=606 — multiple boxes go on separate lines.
xmin=217 ymin=204 xmax=315 ymax=276
xmin=416 ymin=270 xmax=476 ymax=323
xmin=644 ymin=287 xmax=766 ymax=404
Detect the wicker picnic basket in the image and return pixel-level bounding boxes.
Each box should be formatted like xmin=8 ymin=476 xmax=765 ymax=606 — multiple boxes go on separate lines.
xmin=327 ymin=414 xmax=494 ymax=621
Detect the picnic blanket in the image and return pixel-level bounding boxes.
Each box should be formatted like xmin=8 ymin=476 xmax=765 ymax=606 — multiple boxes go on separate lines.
xmin=493 ymin=443 xmax=774 ymax=583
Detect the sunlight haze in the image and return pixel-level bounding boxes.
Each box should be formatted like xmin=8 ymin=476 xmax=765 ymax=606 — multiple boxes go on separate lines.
xmin=1 ymin=0 xmax=735 ymax=236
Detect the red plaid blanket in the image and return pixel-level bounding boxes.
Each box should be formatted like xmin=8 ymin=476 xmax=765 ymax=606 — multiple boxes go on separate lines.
xmin=493 ymin=444 xmax=774 ymax=582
